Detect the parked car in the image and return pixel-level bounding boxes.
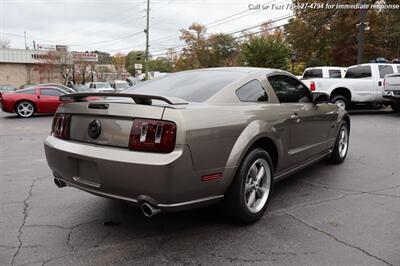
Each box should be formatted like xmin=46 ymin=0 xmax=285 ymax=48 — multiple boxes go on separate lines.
xmin=87 ymin=82 xmax=114 ymax=93
xmin=38 ymin=83 xmax=76 ymax=93
xmin=110 ymin=80 xmax=130 ymax=92
xmin=73 ymin=84 xmax=92 ymax=92
xmin=303 ymin=63 xmax=400 ymax=109
xmin=383 ymin=73 xmax=400 ymax=112
xmin=126 ymin=77 xmax=143 ymax=87
xmin=0 ymin=85 xmax=16 ymax=92
xmin=301 ymin=66 xmax=346 ymax=91
xmin=0 ymin=86 xmax=69 ymax=118
xmin=18 ymin=84 xmax=37 ymax=90
xmin=44 ymin=67 xmax=350 ymax=224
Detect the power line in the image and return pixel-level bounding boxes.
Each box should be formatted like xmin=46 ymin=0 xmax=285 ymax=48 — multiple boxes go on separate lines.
xmin=148 ymin=13 xmax=294 ymax=54
xmin=150 ymin=8 xmax=337 ymax=58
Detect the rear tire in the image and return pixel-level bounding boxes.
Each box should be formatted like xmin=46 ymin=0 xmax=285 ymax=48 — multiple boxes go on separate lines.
xmin=15 ymin=101 xmax=35 ymax=118
xmin=331 ymin=95 xmax=348 ymax=110
xmin=223 ymin=148 xmax=273 ymax=224
xmin=329 ymin=122 xmax=349 ymax=164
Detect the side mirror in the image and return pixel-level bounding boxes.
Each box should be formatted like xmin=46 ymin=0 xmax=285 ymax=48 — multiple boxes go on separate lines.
xmin=313 ymin=92 xmax=329 ymax=104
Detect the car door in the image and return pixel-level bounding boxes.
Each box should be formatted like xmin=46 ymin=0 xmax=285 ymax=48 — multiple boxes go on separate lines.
xmin=38 ymin=87 xmax=66 ymax=113
xmin=344 ymin=65 xmax=375 ymax=101
xmin=268 ymin=74 xmax=332 ymax=167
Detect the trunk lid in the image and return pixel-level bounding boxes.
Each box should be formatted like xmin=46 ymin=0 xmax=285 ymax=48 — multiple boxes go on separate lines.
xmin=58 ymin=101 xmax=166 ymax=148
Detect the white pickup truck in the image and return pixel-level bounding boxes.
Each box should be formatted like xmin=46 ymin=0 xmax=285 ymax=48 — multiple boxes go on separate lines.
xmin=383 ymin=73 xmax=400 ymax=112
xmin=301 ymin=63 xmax=400 ymax=110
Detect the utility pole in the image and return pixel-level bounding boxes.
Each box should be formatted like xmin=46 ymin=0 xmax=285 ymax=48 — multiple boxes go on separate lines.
xmin=24 ymin=31 xmax=27 ymax=50
xmin=357 ymin=0 xmax=366 ymax=64
xmin=144 ymin=0 xmax=150 ymax=80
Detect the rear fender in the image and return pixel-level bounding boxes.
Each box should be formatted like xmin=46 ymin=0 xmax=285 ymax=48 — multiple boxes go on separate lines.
xmin=222 ymin=120 xmax=284 ymax=186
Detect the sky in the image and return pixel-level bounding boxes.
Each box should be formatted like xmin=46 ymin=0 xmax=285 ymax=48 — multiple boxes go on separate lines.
xmin=0 ymin=0 xmax=293 ymax=56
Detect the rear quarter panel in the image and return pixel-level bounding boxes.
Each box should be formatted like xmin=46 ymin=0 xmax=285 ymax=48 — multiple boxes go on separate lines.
xmin=2 ymin=92 xmax=38 ymax=112
xmin=162 ymin=103 xmax=291 ymax=193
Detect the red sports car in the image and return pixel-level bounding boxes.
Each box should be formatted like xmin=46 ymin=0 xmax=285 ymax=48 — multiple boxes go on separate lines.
xmin=0 ymin=86 xmax=70 ymax=118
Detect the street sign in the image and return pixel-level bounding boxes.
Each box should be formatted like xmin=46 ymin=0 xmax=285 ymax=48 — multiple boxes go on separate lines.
xmin=73 ymin=52 xmax=98 ymax=62
xmin=135 ymin=63 xmax=142 ymax=69
xmin=37 ymin=44 xmax=56 ymax=51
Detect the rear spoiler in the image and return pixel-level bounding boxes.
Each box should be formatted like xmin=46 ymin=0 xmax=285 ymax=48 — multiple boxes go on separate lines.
xmin=60 ymin=92 xmax=188 ymax=105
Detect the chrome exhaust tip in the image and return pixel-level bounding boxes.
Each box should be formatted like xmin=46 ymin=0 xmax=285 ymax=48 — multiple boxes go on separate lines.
xmin=140 ymin=202 xmax=161 ymax=217
xmin=54 ymin=178 xmax=66 ymax=188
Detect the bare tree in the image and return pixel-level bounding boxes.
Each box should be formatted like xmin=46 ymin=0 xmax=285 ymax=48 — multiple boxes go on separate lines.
xmin=0 ymin=39 xmax=11 ymax=48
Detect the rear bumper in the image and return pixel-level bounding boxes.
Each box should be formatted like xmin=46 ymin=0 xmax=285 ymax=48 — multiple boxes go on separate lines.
xmin=44 ymin=136 xmax=224 ymax=211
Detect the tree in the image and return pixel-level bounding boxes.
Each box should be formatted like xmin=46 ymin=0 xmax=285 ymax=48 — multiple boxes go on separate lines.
xmin=179 ymin=23 xmax=210 ymax=69
xmin=149 ymin=57 xmax=172 ymax=72
xmin=112 ymin=52 xmax=126 ymax=79
xmin=285 ymin=0 xmax=400 ymax=66
xmin=0 ymin=39 xmax=11 ymax=48
xmin=208 ymin=33 xmax=240 ymax=67
xmin=125 ymin=50 xmax=145 ymax=76
xmin=241 ymin=35 xmax=290 ymax=69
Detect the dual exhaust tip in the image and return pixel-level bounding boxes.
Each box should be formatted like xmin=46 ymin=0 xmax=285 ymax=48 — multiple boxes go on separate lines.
xmin=54 ymin=178 xmax=160 ymax=217
xmin=54 ymin=178 xmax=67 ymax=188
xmin=140 ymin=202 xmax=161 ymax=217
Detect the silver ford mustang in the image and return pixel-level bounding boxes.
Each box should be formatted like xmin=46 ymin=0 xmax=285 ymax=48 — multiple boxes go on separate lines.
xmin=44 ymin=67 xmax=350 ymax=223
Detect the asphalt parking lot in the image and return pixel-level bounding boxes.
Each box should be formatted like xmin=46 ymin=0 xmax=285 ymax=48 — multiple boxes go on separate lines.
xmin=0 ymin=110 xmax=399 ymax=266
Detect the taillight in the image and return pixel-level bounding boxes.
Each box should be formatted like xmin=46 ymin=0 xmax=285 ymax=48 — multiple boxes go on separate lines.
xmin=52 ymin=114 xmax=71 ymax=140
xmin=310 ymin=81 xmax=316 ymax=91
xmin=129 ymin=118 xmax=176 ymax=153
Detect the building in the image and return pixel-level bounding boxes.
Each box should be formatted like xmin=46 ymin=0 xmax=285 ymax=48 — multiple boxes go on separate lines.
xmin=0 ymin=48 xmax=73 ymax=87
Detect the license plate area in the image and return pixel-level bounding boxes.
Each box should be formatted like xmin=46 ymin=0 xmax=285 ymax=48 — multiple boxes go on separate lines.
xmin=69 ymin=157 xmax=101 ymax=187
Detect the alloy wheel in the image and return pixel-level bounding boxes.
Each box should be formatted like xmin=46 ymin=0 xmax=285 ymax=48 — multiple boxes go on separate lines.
xmin=17 ymin=102 xmax=34 ymax=117
xmin=335 ymin=99 xmax=346 ymax=109
xmin=338 ymin=126 xmax=349 ymax=158
xmin=244 ymin=158 xmax=271 ymax=213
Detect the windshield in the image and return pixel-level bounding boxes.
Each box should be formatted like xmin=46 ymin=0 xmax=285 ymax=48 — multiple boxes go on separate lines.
xmin=96 ymin=83 xmax=111 ymax=88
xmin=116 ymin=83 xmax=129 ymax=89
xmin=124 ymin=70 xmax=244 ymax=102
xmin=0 ymin=86 xmax=15 ymax=92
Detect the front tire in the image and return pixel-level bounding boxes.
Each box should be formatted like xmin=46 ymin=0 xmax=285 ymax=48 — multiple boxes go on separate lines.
xmin=15 ymin=101 xmax=35 ymax=118
xmin=223 ymin=148 xmax=273 ymax=224
xmin=329 ymin=122 xmax=349 ymax=164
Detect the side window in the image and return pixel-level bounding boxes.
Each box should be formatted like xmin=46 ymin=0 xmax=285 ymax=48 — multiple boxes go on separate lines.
xmin=268 ymin=75 xmax=312 ymax=103
xmin=378 ymin=65 xmax=394 ymax=78
xmin=89 ymin=84 xmax=94 ymax=88
xmin=41 ymin=88 xmax=64 ymax=96
xmin=16 ymin=89 xmax=36 ymax=95
xmin=397 ymin=66 xmax=400 ymax=73
xmin=345 ymin=66 xmax=371 ymax=78
xmin=236 ymin=80 xmax=268 ymax=102
xmin=329 ymin=70 xmax=342 ymax=78
xmin=303 ymin=69 xmax=323 ymax=79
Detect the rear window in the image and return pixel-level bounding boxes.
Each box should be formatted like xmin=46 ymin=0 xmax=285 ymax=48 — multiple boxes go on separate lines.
xmin=378 ymin=65 xmax=394 ymax=78
xmin=303 ymin=69 xmax=323 ymax=79
xmin=125 ymin=70 xmax=244 ymax=102
xmin=329 ymin=70 xmax=342 ymax=78
xmin=345 ymin=66 xmax=371 ymax=78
